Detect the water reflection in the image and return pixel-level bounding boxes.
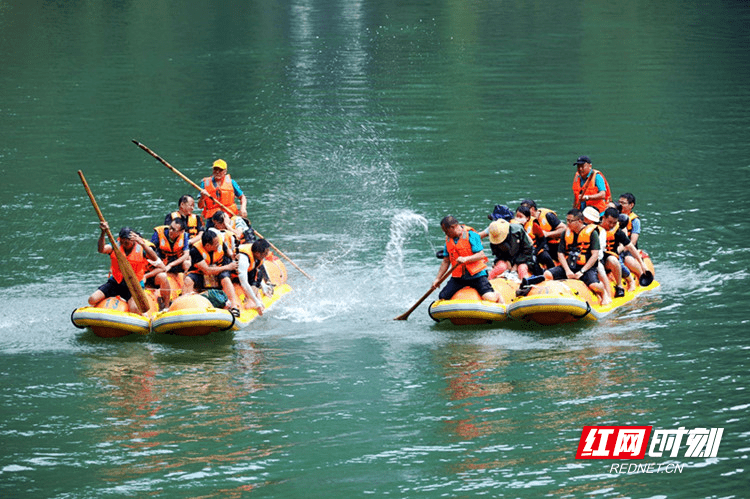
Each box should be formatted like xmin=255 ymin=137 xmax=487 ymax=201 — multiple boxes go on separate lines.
xmin=433 ymin=327 xmax=656 ymax=489
xmin=78 ymin=340 xmax=283 ymax=494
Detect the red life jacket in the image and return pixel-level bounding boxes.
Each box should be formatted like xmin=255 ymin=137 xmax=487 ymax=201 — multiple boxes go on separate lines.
xmin=201 ymin=174 xmax=237 ymax=220
xmin=109 ymin=241 xmax=147 ymax=283
xmin=445 ymin=226 xmax=487 ymax=278
xmin=572 ymin=169 xmax=611 ymax=212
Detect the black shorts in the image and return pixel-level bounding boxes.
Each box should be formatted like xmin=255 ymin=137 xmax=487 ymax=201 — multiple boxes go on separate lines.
xmin=547 ymin=265 xmax=600 ymax=287
xmin=97 ymin=277 xmax=132 ymax=301
xmin=439 ymin=275 xmax=495 ymax=300
xmin=185 ymin=271 xmax=232 ymax=289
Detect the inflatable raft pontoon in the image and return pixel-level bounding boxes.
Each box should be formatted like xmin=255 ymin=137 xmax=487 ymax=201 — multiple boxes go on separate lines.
xmin=72 ymin=254 xmax=291 ymax=337
xmin=429 ymin=253 xmax=659 ymax=326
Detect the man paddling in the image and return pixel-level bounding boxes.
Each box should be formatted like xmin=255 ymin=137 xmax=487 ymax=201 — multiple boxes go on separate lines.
xmin=198 ymin=159 xmax=247 ymax=221
xmin=88 ymin=222 xmax=160 ymax=312
xmin=433 ymin=216 xmax=501 ymax=303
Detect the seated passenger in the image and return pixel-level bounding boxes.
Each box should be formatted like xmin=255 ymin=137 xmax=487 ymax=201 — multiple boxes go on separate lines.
xmin=543 ymin=209 xmax=611 ymax=305
xmin=479 ymin=219 xmax=534 ymax=280
xmin=600 ymin=207 xmax=648 ymax=293
xmin=182 ymin=230 xmax=240 ymax=311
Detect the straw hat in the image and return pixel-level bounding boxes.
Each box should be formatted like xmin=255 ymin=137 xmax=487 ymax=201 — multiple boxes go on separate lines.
xmin=489 ymin=219 xmax=510 ymax=244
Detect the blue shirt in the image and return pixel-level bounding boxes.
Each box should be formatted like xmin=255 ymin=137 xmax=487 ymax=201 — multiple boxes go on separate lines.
xmin=443 ymin=229 xmax=488 ymax=278
xmin=630 ymin=217 xmax=641 ymax=235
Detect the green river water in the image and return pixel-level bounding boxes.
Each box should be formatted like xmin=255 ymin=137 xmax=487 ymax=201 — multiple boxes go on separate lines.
xmin=1 ymin=1 xmax=749 ymax=497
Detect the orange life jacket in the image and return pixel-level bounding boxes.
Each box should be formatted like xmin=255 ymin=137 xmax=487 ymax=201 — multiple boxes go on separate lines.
xmin=109 ymin=241 xmax=147 ymax=283
xmin=234 ymin=243 xmax=261 ymax=279
xmin=201 ymin=174 xmax=237 ymax=220
xmin=537 ymin=208 xmax=561 ymax=244
xmin=445 ymin=226 xmax=487 ymax=278
xmin=604 ymin=223 xmax=620 ymax=252
xmin=170 ymin=211 xmax=201 ymax=237
xmin=622 ymin=212 xmax=639 ymax=235
xmin=572 ymin=169 xmax=611 ymax=213
xmin=564 ymin=224 xmax=599 ymax=266
xmin=153 ymin=225 xmax=186 ymax=262
xmin=191 ymin=239 xmax=225 ymax=269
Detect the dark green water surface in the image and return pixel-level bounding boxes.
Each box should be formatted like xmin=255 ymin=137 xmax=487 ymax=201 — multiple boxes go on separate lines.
xmin=1 ymin=1 xmax=749 ymax=497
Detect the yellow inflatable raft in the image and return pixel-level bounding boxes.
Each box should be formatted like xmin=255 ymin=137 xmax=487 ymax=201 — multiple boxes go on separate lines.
xmin=72 ymin=254 xmax=292 ymax=337
xmin=428 ymin=278 xmax=517 ymax=325
xmin=71 ymin=296 xmax=155 ymax=338
xmin=151 ymin=254 xmax=292 ymax=336
xmin=429 ymin=254 xmax=659 ymax=326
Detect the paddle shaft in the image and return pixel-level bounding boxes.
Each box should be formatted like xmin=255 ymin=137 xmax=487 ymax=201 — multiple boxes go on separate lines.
xmin=132 ymin=140 xmax=314 ymax=280
xmin=394 ymin=263 xmax=460 ymax=321
xmin=78 ymin=170 xmax=151 ymax=314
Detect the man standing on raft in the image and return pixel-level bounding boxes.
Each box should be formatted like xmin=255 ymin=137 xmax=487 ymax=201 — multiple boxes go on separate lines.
xmin=198 ymin=158 xmax=248 ymax=221
xmin=433 ymin=216 xmax=501 ymax=304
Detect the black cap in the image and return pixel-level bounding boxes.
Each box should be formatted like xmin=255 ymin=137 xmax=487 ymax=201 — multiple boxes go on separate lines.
xmin=119 ymin=227 xmax=132 ymax=240
xmin=574 ymin=155 xmax=592 ymax=165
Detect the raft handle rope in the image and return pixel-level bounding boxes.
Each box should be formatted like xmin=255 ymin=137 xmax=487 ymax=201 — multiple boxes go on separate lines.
xmin=220 ymin=309 xmax=237 ymax=331
xmin=427 ymin=301 xmax=441 ymax=323
xmin=70 ymin=309 xmax=87 ymax=329
xmin=572 ymin=302 xmax=592 ymax=320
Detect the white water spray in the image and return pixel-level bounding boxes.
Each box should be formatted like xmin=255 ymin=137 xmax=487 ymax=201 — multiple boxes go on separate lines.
xmin=384 ymin=210 xmax=430 ymax=279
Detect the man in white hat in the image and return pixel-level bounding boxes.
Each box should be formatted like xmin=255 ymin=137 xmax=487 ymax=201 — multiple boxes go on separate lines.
xmin=479 ymin=219 xmax=535 ymax=280
xmin=583 ymin=206 xmax=613 ymax=303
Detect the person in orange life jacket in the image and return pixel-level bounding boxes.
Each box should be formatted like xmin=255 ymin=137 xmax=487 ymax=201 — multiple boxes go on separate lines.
xmin=204 ymin=211 xmax=239 ymax=259
xmin=543 ymin=209 xmax=611 ymax=305
xmin=165 ymin=195 xmax=204 ymax=245
xmin=617 ymin=193 xmax=640 ymax=245
xmin=572 ymin=156 xmax=611 ymax=214
xmin=617 ymin=193 xmax=642 ymax=281
xmin=477 ymin=219 xmax=534 ymax=280
xmin=87 ymin=222 xmax=160 ymax=311
xmin=235 ymin=239 xmax=272 ymax=314
xmin=600 ymin=207 xmax=648 ymax=293
xmin=515 ymin=205 xmax=555 ymax=274
xmin=148 ymin=217 xmax=190 ymax=309
xmin=182 ymin=229 xmax=240 ymax=310
xmin=519 ymin=199 xmax=566 ymax=263
xmin=433 ymin=216 xmax=501 ymax=303
xmin=582 ymin=207 xmax=613 ymax=303
xmin=198 ymin=159 xmax=247 ymax=221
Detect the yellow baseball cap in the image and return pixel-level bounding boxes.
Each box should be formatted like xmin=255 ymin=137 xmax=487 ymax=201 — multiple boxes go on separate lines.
xmin=212 ymin=159 xmax=227 ymax=170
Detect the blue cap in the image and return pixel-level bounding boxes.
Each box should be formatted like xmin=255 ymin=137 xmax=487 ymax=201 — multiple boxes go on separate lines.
xmin=574 ymin=155 xmax=592 ymax=165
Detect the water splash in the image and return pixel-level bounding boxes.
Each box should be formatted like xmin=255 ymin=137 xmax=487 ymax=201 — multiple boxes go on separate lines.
xmin=384 ymin=210 xmax=430 ymax=279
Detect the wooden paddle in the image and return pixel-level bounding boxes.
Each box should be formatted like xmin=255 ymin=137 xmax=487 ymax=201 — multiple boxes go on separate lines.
xmin=394 ymin=263 xmax=460 ymax=321
xmin=132 ymin=140 xmax=314 ymax=281
xmin=78 ymin=170 xmax=151 ymax=314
